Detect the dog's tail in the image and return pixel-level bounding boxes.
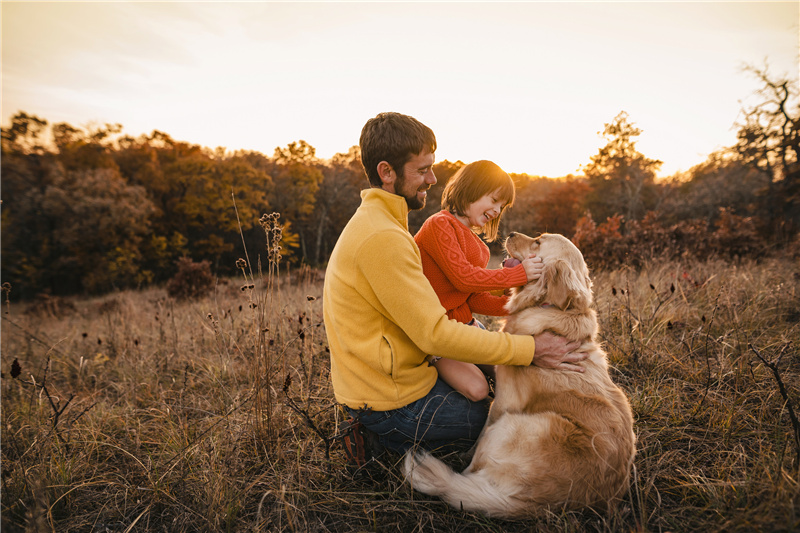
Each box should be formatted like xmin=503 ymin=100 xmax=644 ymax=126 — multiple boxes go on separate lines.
xmin=403 ymin=449 xmax=514 ymax=516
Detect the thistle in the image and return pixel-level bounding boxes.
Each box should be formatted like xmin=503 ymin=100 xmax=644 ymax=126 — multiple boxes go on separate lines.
xmin=259 ymin=212 xmax=284 ymax=266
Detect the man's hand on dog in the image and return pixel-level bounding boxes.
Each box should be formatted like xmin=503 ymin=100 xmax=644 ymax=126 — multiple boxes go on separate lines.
xmin=532 ymin=332 xmax=587 ymax=372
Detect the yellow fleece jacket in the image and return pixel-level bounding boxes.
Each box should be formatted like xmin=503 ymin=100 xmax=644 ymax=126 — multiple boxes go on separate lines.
xmin=323 ymin=188 xmax=536 ymax=411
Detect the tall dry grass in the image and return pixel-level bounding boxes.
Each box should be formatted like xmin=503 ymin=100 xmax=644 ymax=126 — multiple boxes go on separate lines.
xmin=2 ymin=253 xmax=798 ymax=532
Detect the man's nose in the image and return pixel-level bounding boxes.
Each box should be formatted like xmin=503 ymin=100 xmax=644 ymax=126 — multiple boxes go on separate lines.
xmin=427 ymin=170 xmax=437 ymax=185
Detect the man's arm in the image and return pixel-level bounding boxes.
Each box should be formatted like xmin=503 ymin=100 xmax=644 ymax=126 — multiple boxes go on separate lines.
xmin=358 ymin=230 xmax=586 ymax=372
xmin=357 ymin=229 xmax=535 ymax=367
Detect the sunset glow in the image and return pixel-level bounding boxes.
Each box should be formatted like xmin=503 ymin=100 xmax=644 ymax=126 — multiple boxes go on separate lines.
xmin=2 ymin=1 xmax=797 ymax=178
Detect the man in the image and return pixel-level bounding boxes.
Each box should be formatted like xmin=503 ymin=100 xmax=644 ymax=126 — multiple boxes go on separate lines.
xmin=323 ymin=112 xmax=586 ymax=460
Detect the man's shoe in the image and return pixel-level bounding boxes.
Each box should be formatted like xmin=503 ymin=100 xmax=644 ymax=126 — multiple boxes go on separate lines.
xmin=338 ymin=417 xmax=371 ymax=468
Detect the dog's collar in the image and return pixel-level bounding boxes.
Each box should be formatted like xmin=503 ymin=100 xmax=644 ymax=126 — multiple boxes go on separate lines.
xmin=541 ymin=303 xmax=555 ymax=309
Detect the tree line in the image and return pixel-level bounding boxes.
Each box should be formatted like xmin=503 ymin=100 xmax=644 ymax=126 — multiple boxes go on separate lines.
xmin=1 ymin=67 xmax=797 ymax=299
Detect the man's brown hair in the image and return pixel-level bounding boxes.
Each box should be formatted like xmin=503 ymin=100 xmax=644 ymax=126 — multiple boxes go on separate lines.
xmin=359 ymin=112 xmax=437 ymax=187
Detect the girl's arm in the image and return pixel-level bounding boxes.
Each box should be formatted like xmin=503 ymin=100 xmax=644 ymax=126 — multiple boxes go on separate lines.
xmin=420 ymin=216 xmax=527 ymax=292
xmin=466 ymin=291 xmax=510 ymax=317
xmin=465 ymin=254 xmax=542 ymax=316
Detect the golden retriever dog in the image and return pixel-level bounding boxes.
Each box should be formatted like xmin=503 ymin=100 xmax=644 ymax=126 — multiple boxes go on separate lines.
xmin=403 ymin=232 xmax=636 ymax=519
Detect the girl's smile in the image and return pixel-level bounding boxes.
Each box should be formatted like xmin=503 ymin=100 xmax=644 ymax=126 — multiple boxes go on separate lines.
xmin=455 ymin=187 xmax=506 ymax=229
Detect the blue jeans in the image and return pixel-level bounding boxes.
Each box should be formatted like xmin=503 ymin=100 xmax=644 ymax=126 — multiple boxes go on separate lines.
xmin=345 ymin=378 xmax=489 ymax=455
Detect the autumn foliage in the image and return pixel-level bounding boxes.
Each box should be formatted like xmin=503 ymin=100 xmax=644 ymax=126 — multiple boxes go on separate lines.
xmin=572 ymin=209 xmax=766 ymax=270
xmin=1 ymin=68 xmax=797 ymax=298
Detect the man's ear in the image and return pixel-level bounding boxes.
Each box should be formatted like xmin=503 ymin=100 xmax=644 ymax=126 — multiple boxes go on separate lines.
xmin=377 ymin=161 xmax=396 ymax=191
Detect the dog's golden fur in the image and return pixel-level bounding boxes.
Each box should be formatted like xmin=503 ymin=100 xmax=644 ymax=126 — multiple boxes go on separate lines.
xmin=403 ymin=233 xmax=636 ymax=519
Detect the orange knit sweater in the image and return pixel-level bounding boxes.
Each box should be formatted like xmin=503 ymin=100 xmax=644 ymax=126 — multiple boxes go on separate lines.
xmin=414 ymin=210 xmax=528 ymax=324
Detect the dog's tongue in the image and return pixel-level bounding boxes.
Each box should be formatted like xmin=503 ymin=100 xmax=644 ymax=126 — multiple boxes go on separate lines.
xmin=502 ymin=257 xmax=521 ymax=268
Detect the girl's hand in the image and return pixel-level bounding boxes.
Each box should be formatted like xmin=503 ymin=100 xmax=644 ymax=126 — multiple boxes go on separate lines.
xmin=521 ymin=255 xmax=544 ymax=282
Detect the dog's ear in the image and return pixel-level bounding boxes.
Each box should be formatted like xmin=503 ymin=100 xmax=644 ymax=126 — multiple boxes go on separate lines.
xmin=546 ymin=258 xmax=593 ymax=310
xmin=505 ymin=275 xmax=548 ymax=314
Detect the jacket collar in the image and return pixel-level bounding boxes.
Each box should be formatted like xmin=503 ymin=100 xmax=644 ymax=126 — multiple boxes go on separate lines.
xmin=361 ymin=188 xmax=410 ymax=232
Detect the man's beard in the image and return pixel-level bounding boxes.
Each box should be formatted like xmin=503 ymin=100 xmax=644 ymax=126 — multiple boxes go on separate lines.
xmin=396 ymin=173 xmax=427 ymax=210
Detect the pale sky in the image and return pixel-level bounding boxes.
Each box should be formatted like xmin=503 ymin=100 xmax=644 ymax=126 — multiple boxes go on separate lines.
xmin=2 ymin=1 xmax=798 ymax=178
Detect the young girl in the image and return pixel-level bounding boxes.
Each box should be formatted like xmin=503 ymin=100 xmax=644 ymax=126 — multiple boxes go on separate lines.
xmin=414 ymin=160 xmax=543 ymax=402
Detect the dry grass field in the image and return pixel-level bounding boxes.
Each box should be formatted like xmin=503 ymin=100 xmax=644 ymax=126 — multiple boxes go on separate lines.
xmin=2 ymin=256 xmax=799 ymax=532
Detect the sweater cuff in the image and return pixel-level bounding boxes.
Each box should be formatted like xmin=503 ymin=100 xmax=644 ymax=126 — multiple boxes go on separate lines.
xmin=509 ymin=333 xmax=536 ymax=366
xmin=509 ymin=264 xmax=528 ymax=285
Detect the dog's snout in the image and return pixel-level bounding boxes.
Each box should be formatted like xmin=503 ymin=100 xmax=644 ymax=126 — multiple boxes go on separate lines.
xmin=508 ymin=232 xmax=517 ymax=238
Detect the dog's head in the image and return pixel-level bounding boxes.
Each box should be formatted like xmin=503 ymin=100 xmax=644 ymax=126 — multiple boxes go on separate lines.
xmin=504 ymin=232 xmax=593 ymax=313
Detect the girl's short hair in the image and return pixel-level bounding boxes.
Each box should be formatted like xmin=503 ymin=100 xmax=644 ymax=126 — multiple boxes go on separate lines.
xmin=441 ymin=160 xmax=515 ymax=242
